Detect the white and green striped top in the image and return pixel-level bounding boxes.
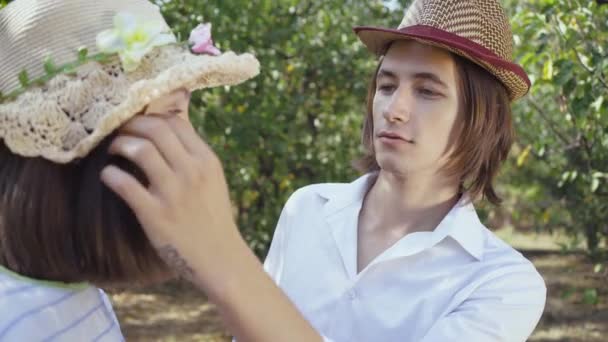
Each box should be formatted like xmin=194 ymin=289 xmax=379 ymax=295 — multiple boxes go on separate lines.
xmin=0 ymin=265 xmax=124 ymax=341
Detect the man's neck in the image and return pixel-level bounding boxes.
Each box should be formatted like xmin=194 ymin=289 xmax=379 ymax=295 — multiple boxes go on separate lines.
xmin=361 ymin=169 xmax=460 ymax=236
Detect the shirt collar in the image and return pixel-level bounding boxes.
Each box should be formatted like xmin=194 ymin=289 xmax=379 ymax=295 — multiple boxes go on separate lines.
xmin=315 ymin=173 xmax=376 ymax=216
xmin=315 ymin=173 xmax=485 ymax=261
xmin=431 ymin=196 xmax=485 ymax=260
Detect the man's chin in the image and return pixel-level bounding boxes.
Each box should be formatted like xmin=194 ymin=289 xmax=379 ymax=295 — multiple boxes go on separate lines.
xmin=376 ymin=157 xmax=411 ymax=175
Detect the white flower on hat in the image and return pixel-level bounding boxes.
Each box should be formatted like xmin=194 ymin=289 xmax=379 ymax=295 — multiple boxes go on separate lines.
xmin=96 ymin=12 xmax=176 ymax=72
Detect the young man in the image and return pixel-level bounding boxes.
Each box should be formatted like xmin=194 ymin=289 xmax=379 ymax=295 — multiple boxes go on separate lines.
xmin=104 ymin=0 xmax=546 ymax=341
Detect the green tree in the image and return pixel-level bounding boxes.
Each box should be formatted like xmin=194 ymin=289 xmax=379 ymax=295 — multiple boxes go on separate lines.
xmin=503 ymin=0 xmax=608 ymax=257
xmin=156 ymin=0 xmax=399 ymax=255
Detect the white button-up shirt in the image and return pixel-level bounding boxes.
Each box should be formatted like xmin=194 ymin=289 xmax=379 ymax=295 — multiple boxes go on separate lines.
xmin=263 ymin=174 xmax=546 ymax=342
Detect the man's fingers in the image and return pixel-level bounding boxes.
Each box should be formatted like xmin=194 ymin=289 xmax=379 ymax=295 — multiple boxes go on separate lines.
xmin=119 ymin=115 xmax=191 ymax=171
xmin=108 ymin=135 xmax=175 ymax=191
xmin=100 ymin=164 xmax=158 ymax=219
xmin=164 ymin=116 xmax=226 ymax=185
xmin=165 ymin=116 xmax=212 ymax=158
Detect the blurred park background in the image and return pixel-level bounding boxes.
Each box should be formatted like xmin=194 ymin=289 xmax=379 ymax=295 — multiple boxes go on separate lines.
xmin=2 ymin=0 xmax=606 ymax=340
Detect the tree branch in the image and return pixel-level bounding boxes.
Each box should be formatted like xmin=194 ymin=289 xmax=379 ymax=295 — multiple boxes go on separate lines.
xmin=554 ymin=9 xmax=608 ymax=90
xmin=528 ymin=97 xmax=574 ymax=146
xmin=571 ymin=45 xmax=608 ymax=90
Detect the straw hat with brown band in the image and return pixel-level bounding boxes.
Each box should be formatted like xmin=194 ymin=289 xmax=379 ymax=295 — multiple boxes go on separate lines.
xmin=354 ymin=0 xmax=530 ymax=101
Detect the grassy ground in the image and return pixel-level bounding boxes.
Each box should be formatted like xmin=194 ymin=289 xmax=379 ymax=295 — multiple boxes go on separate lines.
xmin=110 ymin=230 xmax=607 ymax=341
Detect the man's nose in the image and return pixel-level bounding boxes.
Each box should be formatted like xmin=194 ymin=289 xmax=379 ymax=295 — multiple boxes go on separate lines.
xmin=382 ymin=87 xmax=411 ymax=123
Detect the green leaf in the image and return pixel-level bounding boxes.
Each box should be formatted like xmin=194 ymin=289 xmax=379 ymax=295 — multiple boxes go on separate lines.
xmin=542 ymin=59 xmax=554 ymax=80
xmin=582 ymin=288 xmax=599 ymax=305
xmin=78 ymin=47 xmax=89 ymax=62
xmin=591 ymin=177 xmax=600 ymax=192
xmin=91 ymin=53 xmax=109 ymax=63
xmin=569 ymin=170 xmax=578 ymax=181
xmin=561 ymin=287 xmax=575 ymax=299
xmin=18 ymin=70 xmax=30 ymax=87
xmin=517 ymin=145 xmax=532 ymax=167
xmin=61 ymin=65 xmax=77 ymax=75
xmin=554 ymin=60 xmax=575 ymax=86
xmin=592 ymin=172 xmax=606 ymax=179
xmin=43 ymin=56 xmax=57 ymax=74
xmin=591 ymin=96 xmax=604 ymax=113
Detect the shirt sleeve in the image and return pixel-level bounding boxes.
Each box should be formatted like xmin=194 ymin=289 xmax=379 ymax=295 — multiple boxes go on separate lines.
xmin=420 ymin=265 xmax=547 ymax=342
xmin=262 ymin=189 xmax=298 ymax=284
xmin=234 ymin=189 xmax=333 ymax=342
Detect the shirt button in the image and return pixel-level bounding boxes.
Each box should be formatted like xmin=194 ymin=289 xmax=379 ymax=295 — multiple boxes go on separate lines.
xmin=348 ymin=289 xmax=357 ymax=300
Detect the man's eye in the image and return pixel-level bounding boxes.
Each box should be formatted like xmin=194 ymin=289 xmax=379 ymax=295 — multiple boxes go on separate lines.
xmin=418 ymin=88 xmax=439 ymax=97
xmin=378 ymin=84 xmax=395 ymax=92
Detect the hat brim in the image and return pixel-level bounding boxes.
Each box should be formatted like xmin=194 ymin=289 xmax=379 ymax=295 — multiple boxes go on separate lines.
xmin=69 ymin=48 xmax=261 ymax=163
xmin=0 ymin=45 xmax=260 ymax=163
xmin=353 ymin=24 xmax=530 ymax=101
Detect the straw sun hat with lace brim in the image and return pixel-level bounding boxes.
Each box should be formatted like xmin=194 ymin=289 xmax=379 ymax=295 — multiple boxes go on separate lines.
xmin=354 ymin=0 xmax=530 ymax=101
xmin=0 ymin=0 xmax=260 ymax=163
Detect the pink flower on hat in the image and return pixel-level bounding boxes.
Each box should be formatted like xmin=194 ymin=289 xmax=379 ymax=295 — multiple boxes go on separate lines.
xmin=189 ymin=23 xmax=221 ymax=56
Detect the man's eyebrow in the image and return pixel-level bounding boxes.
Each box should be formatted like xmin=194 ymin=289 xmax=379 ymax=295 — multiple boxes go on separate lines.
xmin=377 ymin=68 xmax=448 ymax=89
xmin=412 ymin=72 xmax=448 ymax=88
xmin=377 ymin=69 xmax=397 ymax=79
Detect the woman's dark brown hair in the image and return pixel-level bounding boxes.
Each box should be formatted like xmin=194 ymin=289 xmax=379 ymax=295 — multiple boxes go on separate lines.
xmin=0 ymin=135 xmax=170 ymax=286
xmin=355 ymin=53 xmax=514 ymax=205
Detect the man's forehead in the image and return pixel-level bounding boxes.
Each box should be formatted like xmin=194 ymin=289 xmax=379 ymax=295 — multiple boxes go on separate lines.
xmin=380 ymin=41 xmax=455 ymax=80
xmin=385 ymin=40 xmax=452 ymax=62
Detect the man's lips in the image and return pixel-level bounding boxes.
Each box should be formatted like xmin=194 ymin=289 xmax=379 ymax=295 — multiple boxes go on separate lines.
xmin=377 ymin=130 xmax=414 ymax=143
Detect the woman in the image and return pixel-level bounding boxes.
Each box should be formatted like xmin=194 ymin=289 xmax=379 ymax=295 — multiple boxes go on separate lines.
xmin=103 ymin=0 xmax=546 ymax=341
xmin=0 ymin=0 xmax=258 ymax=340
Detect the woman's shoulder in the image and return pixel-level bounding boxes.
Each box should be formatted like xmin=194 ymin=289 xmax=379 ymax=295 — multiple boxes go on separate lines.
xmin=0 ymin=270 xmax=123 ymax=340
